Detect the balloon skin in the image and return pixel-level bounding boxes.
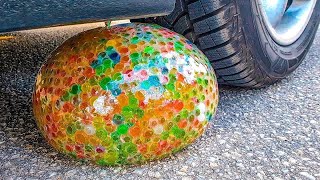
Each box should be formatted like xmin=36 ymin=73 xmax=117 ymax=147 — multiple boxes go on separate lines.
xmin=33 ymin=23 xmax=219 ymax=165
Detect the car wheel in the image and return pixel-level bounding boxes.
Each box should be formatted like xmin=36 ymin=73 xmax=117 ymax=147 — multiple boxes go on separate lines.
xmin=140 ymin=0 xmax=320 ymax=87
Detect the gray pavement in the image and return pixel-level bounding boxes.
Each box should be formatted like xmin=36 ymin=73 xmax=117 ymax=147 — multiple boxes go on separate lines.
xmin=0 ymin=23 xmax=320 ymax=180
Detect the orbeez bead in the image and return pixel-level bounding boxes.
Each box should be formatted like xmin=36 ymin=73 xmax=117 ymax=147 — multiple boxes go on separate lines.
xmin=32 ymin=23 xmax=219 ymax=165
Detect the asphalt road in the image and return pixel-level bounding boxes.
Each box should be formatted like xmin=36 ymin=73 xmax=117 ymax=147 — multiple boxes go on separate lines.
xmin=0 ymin=23 xmax=319 ymax=180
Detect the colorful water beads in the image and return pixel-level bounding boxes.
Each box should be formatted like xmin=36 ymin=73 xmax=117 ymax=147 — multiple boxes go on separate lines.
xmin=33 ymin=23 xmax=219 ymax=165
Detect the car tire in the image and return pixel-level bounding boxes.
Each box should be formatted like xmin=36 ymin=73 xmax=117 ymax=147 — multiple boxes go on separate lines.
xmin=138 ymin=0 xmax=320 ymax=88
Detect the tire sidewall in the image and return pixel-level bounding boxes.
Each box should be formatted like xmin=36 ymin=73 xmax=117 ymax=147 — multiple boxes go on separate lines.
xmin=240 ymin=0 xmax=320 ymax=78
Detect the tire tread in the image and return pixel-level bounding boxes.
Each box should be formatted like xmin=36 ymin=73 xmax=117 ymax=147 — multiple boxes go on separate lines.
xmin=146 ymin=0 xmax=281 ymax=87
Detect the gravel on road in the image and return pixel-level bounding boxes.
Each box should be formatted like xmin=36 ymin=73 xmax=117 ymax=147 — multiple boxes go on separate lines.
xmin=0 ymin=22 xmax=320 ymax=179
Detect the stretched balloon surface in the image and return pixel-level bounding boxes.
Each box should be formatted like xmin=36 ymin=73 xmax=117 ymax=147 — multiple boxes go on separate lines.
xmin=33 ymin=23 xmax=219 ymax=165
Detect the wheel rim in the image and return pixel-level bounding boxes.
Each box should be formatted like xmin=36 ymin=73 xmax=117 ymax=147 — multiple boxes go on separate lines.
xmin=258 ymin=0 xmax=316 ymax=45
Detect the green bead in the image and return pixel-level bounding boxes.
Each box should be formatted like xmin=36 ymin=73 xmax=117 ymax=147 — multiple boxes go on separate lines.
xmin=131 ymin=37 xmax=139 ymax=44
xmin=161 ymin=131 xmax=170 ymax=140
xmin=117 ymin=124 xmax=129 ymax=134
xmin=95 ymin=65 xmax=106 ymax=76
xmin=130 ymin=52 xmax=140 ymax=60
xmin=188 ymin=114 xmax=195 ymax=122
xmin=89 ymin=77 xmax=98 ymax=85
xmin=129 ymin=96 xmax=138 ymax=107
xmin=123 ymin=136 xmax=132 ymax=142
xmin=104 ymin=151 xmax=119 ymax=164
xmin=174 ymin=115 xmax=181 ymax=122
xmin=85 ymin=144 xmax=93 ymax=152
xmin=122 ymin=106 xmax=134 ymax=119
xmin=124 ymin=142 xmax=137 ymax=154
xmin=169 ymin=74 xmax=177 ymax=82
xmin=130 ymin=52 xmax=141 ymax=66
xmin=106 ymin=46 xmax=114 ymax=52
xmin=113 ymin=72 xmax=123 ymax=81
xmin=111 ymin=132 xmax=120 ymax=141
xmin=103 ymin=59 xmax=113 ymax=68
xmin=192 ymin=89 xmax=197 ymax=96
xmin=69 ymin=152 xmax=77 ymax=158
xmin=200 ymin=94 xmax=206 ymax=101
xmin=99 ymin=38 xmax=106 ymax=43
xmin=135 ymin=108 xmax=144 ymax=118
xmin=174 ymin=92 xmax=181 ymax=99
xmin=171 ymin=125 xmax=185 ymax=139
xmin=66 ymin=125 xmax=76 ymax=135
xmin=183 ymin=94 xmax=189 ymax=100
xmin=195 ymin=109 xmax=201 ymax=116
xmin=99 ymin=77 xmax=112 ymax=90
xmin=196 ymin=78 xmax=203 ymax=85
xmin=180 ymin=109 xmax=189 ymax=119
xmin=97 ymin=159 xmax=108 ymax=166
xmin=144 ymin=46 xmax=155 ymax=54
xmin=70 ymin=84 xmax=81 ymax=95
xmin=102 ymin=138 xmax=113 ymax=147
xmin=166 ymin=83 xmax=175 ymax=91
xmin=75 ymin=121 xmax=82 ymax=130
xmin=113 ymin=114 xmax=124 ymax=125
xmin=96 ymin=128 xmax=108 ymax=139
xmin=174 ymin=41 xmax=184 ymax=51
xmin=61 ymin=92 xmax=72 ymax=101
xmin=204 ymin=79 xmax=209 ymax=86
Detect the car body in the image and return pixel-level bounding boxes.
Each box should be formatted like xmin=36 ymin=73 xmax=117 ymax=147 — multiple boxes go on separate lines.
xmin=0 ymin=0 xmax=175 ymax=32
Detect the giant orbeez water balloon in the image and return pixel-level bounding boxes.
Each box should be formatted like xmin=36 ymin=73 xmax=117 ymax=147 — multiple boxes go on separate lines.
xmin=32 ymin=23 xmax=219 ymax=165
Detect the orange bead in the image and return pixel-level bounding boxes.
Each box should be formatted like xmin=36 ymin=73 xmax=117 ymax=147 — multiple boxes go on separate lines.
xmin=106 ymin=39 xmax=117 ymax=46
xmin=129 ymin=126 xmax=140 ymax=137
xmin=129 ymin=44 xmax=137 ymax=50
xmin=135 ymin=91 xmax=145 ymax=101
xmin=62 ymin=102 xmax=74 ymax=112
xmin=120 ymin=56 xmax=129 ymax=63
xmin=144 ymin=130 xmax=153 ymax=138
xmin=138 ymin=144 xmax=147 ymax=154
xmin=112 ymin=104 xmax=121 ymax=114
xmin=158 ymin=140 xmax=168 ymax=149
xmin=172 ymin=140 xmax=182 ymax=148
xmin=84 ymin=67 xmax=95 ymax=78
xmin=75 ymin=131 xmax=87 ymax=144
xmin=114 ymin=63 xmax=124 ymax=72
xmin=193 ymin=119 xmax=199 ymax=127
xmin=89 ymin=137 xmax=100 ymax=146
xmin=177 ymin=73 xmax=184 ymax=82
xmin=117 ymin=93 xmax=128 ymax=107
xmin=174 ymin=101 xmax=184 ymax=112
xmin=178 ymin=119 xmax=188 ymax=129
xmin=119 ymin=47 xmax=129 ymax=54
xmin=138 ymin=41 xmax=145 ymax=46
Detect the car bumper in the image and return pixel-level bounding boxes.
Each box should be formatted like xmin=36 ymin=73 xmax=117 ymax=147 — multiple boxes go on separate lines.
xmin=0 ymin=0 xmax=175 ymax=33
